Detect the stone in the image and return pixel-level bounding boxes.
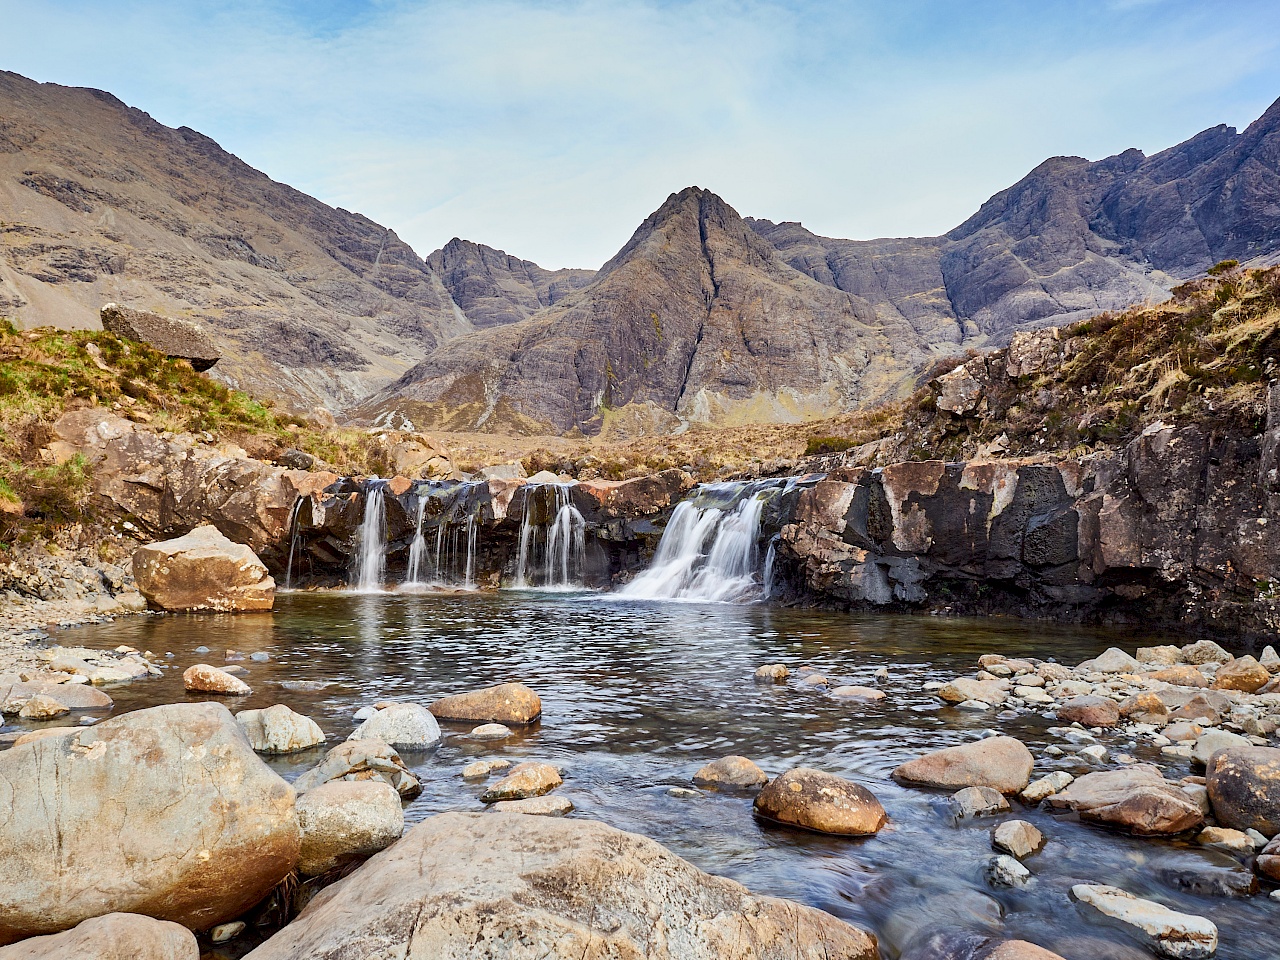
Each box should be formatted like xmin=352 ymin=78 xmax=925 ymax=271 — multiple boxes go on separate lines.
xmin=831 ymin=685 xmax=886 ymax=700
xmin=1046 ymin=765 xmax=1204 ymax=835
xmin=1078 ymin=744 xmax=1109 ymax=763
xmin=1020 ymin=771 xmax=1074 ymax=804
xmin=1197 ymin=826 xmax=1254 ymax=854
xmin=16 ymin=694 xmax=68 ymax=720
xmin=800 ymin=674 xmax=829 ymax=688
xmin=491 ymin=796 xmax=574 ymax=816
xmin=348 ymin=702 xmax=441 ymax=751
xmin=11 ymin=728 xmax=79 ymax=747
xmin=1164 ymin=721 xmax=1205 ymax=742
xmin=1078 ymin=648 xmax=1142 ymax=674
xmin=986 ymin=855 xmax=1031 ymax=887
xmin=470 ymin=722 xmax=513 ymax=740
xmin=101 ymin=302 xmax=220 ymax=371
xmin=892 ymin=735 xmax=1034 ymax=794
xmin=481 ymin=762 xmax=563 ymax=802
xmin=1211 ymin=656 xmax=1270 ymax=692
xmin=1149 ymin=665 xmax=1210 ymax=687
xmin=183 ymin=663 xmax=251 ymax=696
xmin=1181 ymin=640 xmax=1233 ymax=665
xmin=0 ymin=680 xmax=113 ymax=714
xmin=992 ymin=820 xmax=1044 ymax=858
xmin=1070 ymin=884 xmax=1217 ymax=959
xmin=753 ymin=767 xmax=887 ymax=836
xmin=1190 ymin=729 xmax=1250 ymax=768
xmin=1167 ymin=694 xmax=1221 ymax=725
xmin=1056 ymin=695 xmax=1120 ymax=727
xmin=938 ymin=677 xmax=1008 ymax=706
xmin=693 ymin=756 xmax=768 ymax=790
xmin=427 ymin=682 xmax=542 ymax=725
xmin=1257 ymin=835 xmax=1280 ymax=881
xmin=0 ymin=912 xmax=199 ymax=960
xmin=1120 ymin=692 xmax=1169 ymax=722
xmin=1260 ymin=645 xmax=1280 ymax=672
xmin=240 ymin=812 xmax=879 ymax=960
xmin=754 ymin=664 xmax=789 ymax=682
xmin=462 ymin=758 xmax=512 ymax=779
xmin=294 ymin=739 xmax=422 ymax=799
xmin=1205 ymin=746 xmax=1280 ymax=836
xmin=296 ymin=780 xmax=404 ymax=876
xmin=1137 ymin=645 xmax=1183 ymax=666
xmin=132 ymin=525 xmax=274 ymax=612
xmin=236 ymin=704 xmax=325 ymax=754
xmin=210 ymin=922 xmax=246 ymax=944
xmin=950 ymin=785 xmax=1010 ymax=819
xmin=983 ymin=943 xmax=1067 ymax=960
xmin=1157 ymin=863 xmax=1258 ymax=898
xmin=0 ymin=703 xmax=298 ymax=943
xmin=936 ymin=362 xmax=983 ymax=415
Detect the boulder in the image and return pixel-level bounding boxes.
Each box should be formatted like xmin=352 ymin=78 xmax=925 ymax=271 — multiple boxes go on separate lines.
xmin=1070 ymin=884 xmax=1217 ymax=959
xmin=480 ymin=762 xmax=563 ymax=802
xmin=753 ymin=768 xmax=887 ymax=836
xmin=892 ymin=736 xmax=1034 ymax=795
xmin=986 ymin=855 xmax=1030 ymax=888
xmin=1019 ymin=771 xmax=1073 ymax=805
xmin=938 ymin=678 xmax=1008 ymax=706
xmin=236 ymin=704 xmax=326 ymax=754
xmin=991 ymin=820 xmax=1044 ymax=858
xmin=0 ymin=912 xmax=198 ymax=960
xmin=241 ymin=812 xmax=880 ymax=960
xmin=183 ymin=663 xmax=251 ymax=695
xmin=1190 ymin=729 xmax=1249 ymax=769
xmin=0 ymin=680 xmax=112 ymax=714
xmin=1119 ymin=692 xmax=1169 ymax=722
xmin=693 ymin=756 xmax=768 ymax=790
xmin=950 ymin=786 xmax=1009 ymax=819
xmin=293 ymin=739 xmax=421 ymax=798
xmin=1205 ymin=746 xmax=1280 ymax=836
xmin=1055 ymin=695 xmax=1120 ymax=727
xmin=296 ymin=780 xmax=404 ymax=876
xmin=1180 ymin=640 xmax=1233 ymax=665
xmin=1077 ymin=648 xmax=1141 ymax=674
xmin=427 ymin=682 xmax=542 ymax=725
xmin=347 ymin=702 xmax=441 ymax=751
xmin=101 ymin=303 xmax=220 ymax=371
xmin=1045 ymin=765 xmax=1203 ymax=835
xmin=0 ymin=703 xmax=298 ymax=943
xmin=133 ymin=525 xmax=274 ymax=612
xmin=1211 ymin=656 xmax=1270 ymax=692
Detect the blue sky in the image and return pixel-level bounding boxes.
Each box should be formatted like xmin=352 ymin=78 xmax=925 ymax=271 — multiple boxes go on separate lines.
xmin=2 ymin=0 xmax=1279 ymax=268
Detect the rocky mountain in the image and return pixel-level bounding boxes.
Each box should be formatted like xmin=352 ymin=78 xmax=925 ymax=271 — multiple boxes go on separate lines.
xmin=425 ymin=238 xmax=594 ymax=329
xmin=0 ymin=70 xmax=477 ymax=413
xmin=358 ymin=188 xmax=930 ymax=434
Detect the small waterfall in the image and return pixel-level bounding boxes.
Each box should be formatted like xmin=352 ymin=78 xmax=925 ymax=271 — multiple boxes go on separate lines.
xmin=406 ymin=480 xmax=485 ymax=588
xmin=619 ymin=480 xmax=787 ymax=603
xmin=406 ymin=495 xmax=429 ymax=585
xmin=514 ymin=483 xmax=586 ymax=589
xmin=762 ymin=535 xmax=780 ymax=600
xmin=351 ymin=479 xmax=388 ymax=592
xmin=283 ymin=496 xmax=304 ymax=590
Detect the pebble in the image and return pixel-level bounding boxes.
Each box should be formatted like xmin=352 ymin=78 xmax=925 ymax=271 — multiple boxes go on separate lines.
xmin=986 ymin=855 xmax=1031 ymax=887
xmin=210 ymin=921 xmax=245 ymax=944
xmin=250 ymin=651 xmax=271 ymax=662
xmin=667 ymin=786 xmax=702 ymax=799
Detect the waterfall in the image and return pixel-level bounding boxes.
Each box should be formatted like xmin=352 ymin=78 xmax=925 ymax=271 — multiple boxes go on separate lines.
xmin=406 ymin=480 xmax=484 ymax=588
xmin=762 ymin=535 xmax=780 ymax=600
xmin=351 ymin=479 xmax=388 ymax=592
xmin=406 ymin=495 xmax=428 ymax=585
xmin=514 ymin=484 xmax=586 ymax=589
xmin=283 ymin=496 xmax=304 ymax=590
xmin=619 ymin=480 xmax=787 ymax=603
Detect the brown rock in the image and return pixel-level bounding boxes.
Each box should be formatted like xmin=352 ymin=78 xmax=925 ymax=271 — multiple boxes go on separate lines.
xmin=1205 ymin=746 xmax=1280 ymax=836
xmin=892 ymin=736 xmax=1034 ymax=794
xmin=293 ymin=739 xmax=422 ymax=799
xmin=133 ymin=525 xmax=274 ymax=613
xmin=428 ymin=682 xmax=542 ymax=725
xmin=183 ymin=663 xmax=251 ymax=696
xmin=753 ymin=767 xmax=887 ymax=836
xmin=1211 ymin=656 xmax=1271 ymax=692
xmin=1166 ymin=693 xmax=1221 ymax=724
xmin=1119 ymin=692 xmax=1169 ymax=721
xmin=1148 ymin=665 xmax=1209 ymax=688
xmin=1046 ymin=765 xmax=1204 ymax=835
xmin=480 ymin=762 xmax=562 ymax=802
xmin=983 ymin=942 xmax=1067 ymax=960
xmin=1056 ymin=695 xmax=1120 ymax=727
xmin=937 ymin=677 xmax=1009 ymax=706
xmin=1256 ymin=835 xmax=1280 ymax=881
xmin=0 ymin=912 xmax=199 ymax=960
xmin=16 ymin=694 xmax=69 ymax=720
xmin=693 ymin=756 xmax=768 ymax=790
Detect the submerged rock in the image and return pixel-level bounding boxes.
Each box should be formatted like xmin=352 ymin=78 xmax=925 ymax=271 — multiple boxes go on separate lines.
xmin=754 ymin=664 xmax=790 ymax=682
xmin=241 ymin=812 xmax=880 ymax=960
xmin=293 ymin=739 xmax=422 ymax=798
xmin=469 ymin=722 xmax=514 ymax=740
xmin=892 ymin=736 xmax=1034 ymax=794
xmin=1070 ymin=884 xmax=1217 ymax=959
xmin=296 ymin=780 xmax=404 ymax=876
xmin=428 ymin=682 xmax=542 ymax=725
xmin=183 ymin=663 xmax=251 ymax=695
xmin=693 ymin=756 xmax=768 ymax=790
xmin=132 ymin=525 xmax=274 ymax=612
xmin=0 ymin=912 xmax=199 ymax=960
xmin=462 ymin=758 xmax=512 ymax=780
xmin=347 ymin=702 xmax=441 ymax=751
xmin=753 ymin=767 xmax=887 ymax=836
xmin=235 ymin=703 xmax=325 ymax=754
xmin=480 ymin=762 xmax=563 ymax=802
xmin=950 ymin=786 xmax=1009 ymax=819
xmin=0 ymin=703 xmax=298 ymax=943
xmin=1046 ymin=766 xmax=1204 ymax=836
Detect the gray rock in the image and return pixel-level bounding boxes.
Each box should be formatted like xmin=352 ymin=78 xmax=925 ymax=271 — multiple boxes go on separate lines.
xmin=296 ymin=780 xmax=404 ymax=876
xmin=1071 ymin=884 xmax=1218 ymax=959
xmin=986 ymin=855 xmax=1031 ymax=887
xmin=347 ymin=702 xmax=441 ymax=751
xmin=0 ymin=912 xmax=198 ymax=959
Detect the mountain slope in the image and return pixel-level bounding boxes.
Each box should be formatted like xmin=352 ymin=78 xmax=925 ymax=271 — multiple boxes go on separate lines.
xmin=425 ymin=238 xmax=594 ymax=329
xmin=360 ymin=188 xmax=930 ymax=434
xmin=0 ymin=70 xmax=473 ymax=412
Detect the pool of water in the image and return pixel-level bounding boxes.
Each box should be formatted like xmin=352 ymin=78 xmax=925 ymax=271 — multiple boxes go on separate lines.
xmin=25 ymin=591 xmax=1277 ymax=958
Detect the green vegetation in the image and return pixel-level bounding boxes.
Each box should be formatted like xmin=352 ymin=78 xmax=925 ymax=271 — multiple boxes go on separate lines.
xmin=804 ymin=435 xmax=857 ymax=456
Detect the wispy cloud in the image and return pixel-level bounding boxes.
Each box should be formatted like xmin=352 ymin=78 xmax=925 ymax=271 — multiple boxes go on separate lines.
xmin=2 ymin=0 xmax=1278 ymax=267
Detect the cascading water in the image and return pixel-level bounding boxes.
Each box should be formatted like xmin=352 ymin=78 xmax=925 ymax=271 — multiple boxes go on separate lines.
xmin=514 ymin=483 xmax=586 ymax=589
xmin=619 ymin=479 xmax=789 ymax=603
xmin=405 ymin=480 xmax=485 ymax=588
xmin=351 ymin=479 xmax=388 ymax=592
xmin=283 ymin=496 xmax=304 ymax=590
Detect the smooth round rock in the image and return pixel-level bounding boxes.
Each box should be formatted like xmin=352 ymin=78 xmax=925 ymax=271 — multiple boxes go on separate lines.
xmin=428 ymin=682 xmax=542 ymax=725
xmin=235 ymin=704 xmax=325 ymax=754
xmin=831 ymin=685 xmax=886 ymax=701
xmin=753 ymin=664 xmax=789 ymax=682
xmin=1205 ymin=746 xmax=1280 ymax=837
xmin=296 ymin=780 xmax=404 ymax=876
xmin=0 ymin=912 xmax=199 ymax=959
xmin=182 ymin=664 xmax=251 ymax=696
xmin=753 ymin=767 xmax=887 ymax=836
xmin=1056 ymin=695 xmax=1120 ymax=728
xmin=348 ymin=703 xmax=441 ymax=751
xmin=470 ymin=723 xmax=513 ymax=741
xmin=892 ymin=735 xmax=1034 ymax=794
xmin=692 ymin=756 xmax=767 ymax=790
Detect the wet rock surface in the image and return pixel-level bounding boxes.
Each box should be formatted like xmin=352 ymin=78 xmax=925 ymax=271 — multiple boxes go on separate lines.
xmin=753 ymin=767 xmax=887 ymax=836
xmin=892 ymin=736 xmax=1034 ymax=794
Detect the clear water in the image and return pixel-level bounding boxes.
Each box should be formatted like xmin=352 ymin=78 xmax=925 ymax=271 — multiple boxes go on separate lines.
xmin=27 ymin=593 xmax=1278 ymax=958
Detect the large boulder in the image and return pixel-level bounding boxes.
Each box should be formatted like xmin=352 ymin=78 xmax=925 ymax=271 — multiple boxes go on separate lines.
xmin=891 ymin=736 xmax=1034 ymax=794
xmin=292 ymin=739 xmax=421 ymax=799
xmin=236 ymin=704 xmax=326 ymax=754
xmin=0 ymin=913 xmax=198 ymax=960
xmin=1205 ymin=746 xmax=1280 ymax=837
xmin=0 ymin=703 xmax=299 ymax=943
xmin=296 ymin=781 xmax=404 ymax=876
xmin=347 ymin=702 xmax=441 ymax=751
xmin=132 ymin=525 xmax=274 ymax=612
xmin=100 ymin=303 xmax=220 ymax=371
xmin=1046 ymin=766 xmax=1203 ymax=836
xmin=241 ymin=812 xmax=880 ymax=960
xmin=427 ymin=682 xmax=542 ymax=725
xmin=753 ymin=768 xmax=887 ymax=836
xmin=1211 ymin=656 xmax=1270 ymax=692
